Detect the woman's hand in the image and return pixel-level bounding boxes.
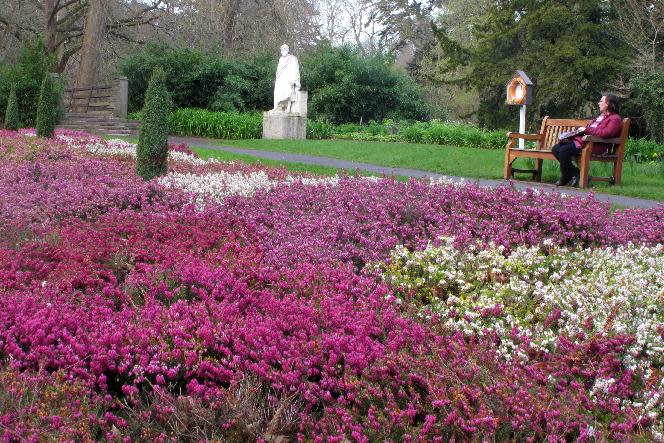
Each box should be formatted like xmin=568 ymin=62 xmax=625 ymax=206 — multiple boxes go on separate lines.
xmin=578 ymin=126 xmax=586 ymax=132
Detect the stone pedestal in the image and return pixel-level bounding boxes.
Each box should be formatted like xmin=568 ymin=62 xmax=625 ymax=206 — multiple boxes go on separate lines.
xmin=113 ymin=76 xmax=128 ymax=119
xmin=263 ymin=112 xmax=307 ymax=139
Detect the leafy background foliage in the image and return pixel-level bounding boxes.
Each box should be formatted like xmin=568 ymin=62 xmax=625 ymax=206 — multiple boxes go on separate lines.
xmin=119 ymin=43 xmax=275 ymax=114
xmin=300 ymin=45 xmax=436 ymax=123
xmin=120 ymin=43 xmax=435 ymax=125
xmin=434 ymin=0 xmax=630 ymax=130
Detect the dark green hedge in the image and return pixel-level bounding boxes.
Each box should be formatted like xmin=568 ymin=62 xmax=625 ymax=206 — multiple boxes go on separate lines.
xmin=301 ymin=45 xmax=436 ymax=124
xmin=120 ymin=43 xmax=274 ymax=114
xmin=120 ymin=43 xmax=437 ymax=125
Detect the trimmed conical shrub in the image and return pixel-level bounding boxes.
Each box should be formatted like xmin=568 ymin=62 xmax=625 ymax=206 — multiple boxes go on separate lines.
xmin=4 ymin=85 xmax=20 ymax=130
xmin=137 ymin=66 xmax=171 ymax=180
xmin=36 ymin=74 xmax=60 ymax=138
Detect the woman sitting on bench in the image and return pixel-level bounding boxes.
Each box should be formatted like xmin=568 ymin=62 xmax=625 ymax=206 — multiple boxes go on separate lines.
xmin=551 ymin=94 xmax=622 ymax=187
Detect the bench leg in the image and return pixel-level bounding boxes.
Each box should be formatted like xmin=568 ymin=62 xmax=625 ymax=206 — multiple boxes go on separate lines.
xmin=534 ymin=159 xmax=543 ymax=182
xmin=504 ymin=150 xmax=513 ymax=180
xmin=578 ymin=149 xmax=591 ymax=188
xmin=614 ymin=159 xmax=623 ymax=185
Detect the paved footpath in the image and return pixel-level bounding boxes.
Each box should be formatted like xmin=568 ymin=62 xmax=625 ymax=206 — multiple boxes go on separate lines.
xmin=169 ymin=136 xmax=663 ymax=209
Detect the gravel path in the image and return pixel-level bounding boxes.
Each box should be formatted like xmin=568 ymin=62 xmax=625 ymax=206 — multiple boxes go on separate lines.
xmin=169 ymin=136 xmax=663 ymax=209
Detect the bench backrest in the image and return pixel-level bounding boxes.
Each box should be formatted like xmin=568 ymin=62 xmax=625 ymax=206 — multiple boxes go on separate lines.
xmin=538 ymin=117 xmax=589 ymax=150
xmin=608 ymin=118 xmax=631 ymax=157
xmin=538 ymin=116 xmax=631 ymax=156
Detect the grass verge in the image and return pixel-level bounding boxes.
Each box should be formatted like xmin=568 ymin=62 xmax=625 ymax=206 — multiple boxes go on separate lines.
xmin=207 ymin=139 xmax=664 ymax=201
xmin=193 ymin=147 xmax=391 ymax=179
xmin=105 ymin=136 xmax=664 ymax=201
xmin=103 ymin=136 xmax=393 ymax=179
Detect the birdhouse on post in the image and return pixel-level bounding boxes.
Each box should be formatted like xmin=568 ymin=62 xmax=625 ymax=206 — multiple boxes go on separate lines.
xmin=506 ymin=71 xmax=534 ymax=149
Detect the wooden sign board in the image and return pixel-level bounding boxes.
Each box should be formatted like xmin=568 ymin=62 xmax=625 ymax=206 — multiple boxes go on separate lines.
xmin=506 ymin=70 xmax=533 ymax=105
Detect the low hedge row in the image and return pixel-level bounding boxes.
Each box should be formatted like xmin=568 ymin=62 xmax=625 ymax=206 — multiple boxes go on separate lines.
xmin=130 ymin=108 xmax=335 ymax=140
xmin=128 ymin=109 xmax=664 ymax=161
xmin=333 ymin=120 xmax=507 ymax=150
xmin=169 ymin=108 xmax=262 ymax=139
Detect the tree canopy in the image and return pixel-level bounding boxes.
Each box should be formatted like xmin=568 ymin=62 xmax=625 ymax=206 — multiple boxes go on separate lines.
xmin=434 ymin=0 xmax=630 ymax=129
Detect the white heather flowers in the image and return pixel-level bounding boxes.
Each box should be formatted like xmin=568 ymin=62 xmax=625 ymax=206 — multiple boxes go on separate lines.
xmin=376 ymin=238 xmax=664 ymax=429
xmin=84 ymin=138 xmax=214 ymax=165
xmin=80 ymin=138 xmax=367 ymax=204
xmin=159 ymin=170 xmax=276 ymax=205
xmin=159 ymin=172 xmax=346 ymax=205
xmin=168 ymin=150 xmax=217 ymax=166
xmin=285 ymin=175 xmax=340 ymax=187
xmin=85 ymin=138 xmax=137 ymax=157
xmin=377 ymin=238 xmax=664 ymax=371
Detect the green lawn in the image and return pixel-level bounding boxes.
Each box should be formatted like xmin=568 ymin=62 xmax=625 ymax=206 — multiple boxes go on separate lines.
xmin=208 ymin=139 xmax=664 ymax=201
xmin=212 ymin=139 xmax=506 ymax=179
xmin=193 ymin=147 xmax=389 ymax=179
xmin=105 ymin=136 xmax=664 ymax=201
xmin=105 ymin=136 xmax=390 ymax=178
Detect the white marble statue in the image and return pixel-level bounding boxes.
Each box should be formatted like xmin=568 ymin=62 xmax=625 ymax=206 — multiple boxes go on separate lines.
xmin=273 ymin=44 xmax=301 ymax=112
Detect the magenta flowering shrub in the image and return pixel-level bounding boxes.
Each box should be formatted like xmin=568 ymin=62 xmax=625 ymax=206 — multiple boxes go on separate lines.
xmin=168 ymin=141 xmax=197 ymax=157
xmin=0 ymin=131 xmax=85 ymax=163
xmin=1 ymin=131 xmax=663 ymax=440
xmin=0 ymin=368 xmax=102 ymax=441
xmin=226 ymin=179 xmax=664 ymax=269
xmin=0 ymin=158 xmax=187 ymax=248
xmin=0 ymin=206 xmax=660 ymax=441
xmin=604 ymin=206 xmax=664 ymax=245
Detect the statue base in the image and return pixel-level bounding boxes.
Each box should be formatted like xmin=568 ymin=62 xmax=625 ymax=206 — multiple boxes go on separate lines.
xmin=262 ymin=112 xmax=307 ymax=140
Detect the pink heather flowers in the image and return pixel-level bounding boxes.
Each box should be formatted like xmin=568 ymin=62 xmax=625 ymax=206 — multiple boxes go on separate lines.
xmin=0 ymin=130 xmax=663 ymax=441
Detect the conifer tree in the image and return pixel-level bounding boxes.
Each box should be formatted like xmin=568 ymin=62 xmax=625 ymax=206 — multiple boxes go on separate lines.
xmin=136 ymin=66 xmax=171 ymax=180
xmin=4 ymin=85 xmax=20 ymax=130
xmin=433 ymin=0 xmax=629 ymax=129
xmin=35 ymin=74 xmax=60 ymax=138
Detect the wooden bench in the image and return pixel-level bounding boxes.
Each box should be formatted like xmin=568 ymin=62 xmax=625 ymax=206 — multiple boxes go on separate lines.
xmin=504 ymin=116 xmax=631 ymax=188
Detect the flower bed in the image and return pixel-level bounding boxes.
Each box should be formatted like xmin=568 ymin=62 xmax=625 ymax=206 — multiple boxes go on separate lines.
xmin=1 ymin=130 xmax=663 ymax=441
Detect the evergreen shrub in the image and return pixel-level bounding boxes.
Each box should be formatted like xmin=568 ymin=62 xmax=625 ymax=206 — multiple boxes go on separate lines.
xmin=137 ymin=67 xmax=171 ymax=180
xmin=35 ymin=74 xmax=61 ymax=138
xmin=0 ymin=40 xmax=54 ymax=127
xmin=4 ymin=85 xmax=20 ymax=130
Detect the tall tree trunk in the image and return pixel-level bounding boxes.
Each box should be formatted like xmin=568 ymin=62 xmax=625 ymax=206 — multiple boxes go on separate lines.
xmin=221 ymin=0 xmax=240 ymax=54
xmin=75 ymin=0 xmax=108 ymax=89
xmin=44 ymin=0 xmax=58 ymax=54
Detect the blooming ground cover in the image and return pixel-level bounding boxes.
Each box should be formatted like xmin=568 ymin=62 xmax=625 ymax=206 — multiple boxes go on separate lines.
xmin=0 ymin=129 xmax=663 ymax=441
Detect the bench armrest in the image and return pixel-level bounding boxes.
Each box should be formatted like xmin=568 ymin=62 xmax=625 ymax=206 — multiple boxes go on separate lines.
xmin=582 ymin=135 xmax=621 ymax=144
xmin=506 ymin=132 xmax=542 ymax=141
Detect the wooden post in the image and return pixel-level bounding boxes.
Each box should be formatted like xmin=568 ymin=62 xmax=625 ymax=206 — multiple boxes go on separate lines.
xmin=519 ymin=105 xmax=526 ymax=149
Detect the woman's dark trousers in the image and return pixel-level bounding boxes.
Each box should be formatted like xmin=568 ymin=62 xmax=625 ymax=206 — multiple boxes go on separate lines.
xmin=551 ymin=141 xmax=582 ymax=182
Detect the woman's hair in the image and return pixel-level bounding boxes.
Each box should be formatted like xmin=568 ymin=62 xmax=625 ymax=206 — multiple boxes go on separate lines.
xmin=604 ymin=93 xmax=620 ymax=113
